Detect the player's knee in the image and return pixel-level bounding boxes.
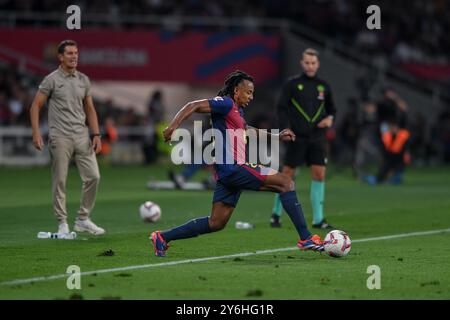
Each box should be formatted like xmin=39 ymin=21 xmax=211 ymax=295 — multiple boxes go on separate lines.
xmin=287 ymin=179 xmax=295 ymax=192
xmin=312 ymin=167 xmax=326 ymax=181
xmin=208 ymin=217 xmax=227 ymax=231
xmin=283 ymin=167 xmax=295 ymax=178
xmin=313 ymin=172 xmax=325 ymax=181
xmin=279 ymin=174 xmax=294 ymax=193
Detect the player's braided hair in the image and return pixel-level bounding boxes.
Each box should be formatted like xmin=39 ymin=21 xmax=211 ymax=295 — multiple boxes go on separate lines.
xmin=217 ymin=70 xmax=254 ymax=97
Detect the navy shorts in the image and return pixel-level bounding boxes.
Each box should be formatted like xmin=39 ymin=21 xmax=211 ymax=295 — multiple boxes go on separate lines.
xmin=212 ymin=163 xmax=276 ymax=207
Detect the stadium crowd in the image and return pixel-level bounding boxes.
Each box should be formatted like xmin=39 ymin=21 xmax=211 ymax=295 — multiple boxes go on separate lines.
xmin=1 ymin=62 xmax=449 ymax=165
xmin=1 ymin=0 xmax=449 ymax=165
xmin=1 ymin=0 xmax=449 ymax=65
xmin=0 ymin=64 xmax=145 ymax=128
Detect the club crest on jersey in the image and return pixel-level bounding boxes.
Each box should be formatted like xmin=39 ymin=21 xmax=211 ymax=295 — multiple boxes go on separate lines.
xmin=317 ymin=84 xmax=325 ymax=100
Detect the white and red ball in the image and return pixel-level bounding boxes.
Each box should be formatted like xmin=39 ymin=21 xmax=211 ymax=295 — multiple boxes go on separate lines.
xmin=324 ymin=230 xmax=351 ymax=258
xmin=139 ymin=201 xmax=161 ymax=222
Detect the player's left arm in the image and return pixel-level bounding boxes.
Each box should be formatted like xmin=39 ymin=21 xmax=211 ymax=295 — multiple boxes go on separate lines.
xmin=83 ymin=95 xmax=102 ymax=154
xmin=317 ymin=82 xmax=336 ymax=128
xmin=246 ymin=125 xmax=296 ymax=142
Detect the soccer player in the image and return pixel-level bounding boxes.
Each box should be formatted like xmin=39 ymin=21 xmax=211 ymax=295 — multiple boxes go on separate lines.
xmin=30 ymin=40 xmax=105 ymax=235
xmin=151 ymin=70 xmax=324 ymax=257
xmin=270 ymin=48 xmax=336 ymax=229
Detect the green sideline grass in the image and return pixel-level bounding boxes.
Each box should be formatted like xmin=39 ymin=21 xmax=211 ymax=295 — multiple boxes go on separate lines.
xmin=0 ymin=164 xmax=449 ymax=299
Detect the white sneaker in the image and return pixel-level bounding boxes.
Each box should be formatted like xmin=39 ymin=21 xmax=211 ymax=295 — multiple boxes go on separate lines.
xmin=74 ymin=218 xmax=105 ymax=235
xmin=58 ymin=222 xmax=70 ymax=234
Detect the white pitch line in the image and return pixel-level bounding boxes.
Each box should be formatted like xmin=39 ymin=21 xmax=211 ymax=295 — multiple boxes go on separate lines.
xmin=351 ymin=228 xmax=450 ymax=243
xmin=1 ymin=228 xmax=450 ymax=287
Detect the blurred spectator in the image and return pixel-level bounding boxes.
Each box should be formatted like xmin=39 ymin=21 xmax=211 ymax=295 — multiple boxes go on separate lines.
xmin=335 ymin=98 xmax=360 ymax=165
xmin=363 ymin=118 xmax=411 ymax=185
xmin=1 ymin=0 xmax=449 ymax=66
xmin=142 ymin=90 xmax=167 ymax=164
xmin=0 ymin=63 xmax=153 ymax=129
xmin=346 ymin=87 xmax=415 ymax=184
xmin=376 ymin=87 xmax=408 ymax=129
xmin=2 ymin=0 xmax=450 ymax=167
xmin=8 ymin=83 xmax=26 ymax=124
xmin=99 ymin=116 xmax=118 ymax=163
xmin=0 ymin=92 xmax=11 ymax=125
xmin=355 ymin=69 xmax=377 ymax=102
xmin=147 ymin=90 xmax=165 ymax=124
xmin=353 ymin=101 xmax=381 ymax=177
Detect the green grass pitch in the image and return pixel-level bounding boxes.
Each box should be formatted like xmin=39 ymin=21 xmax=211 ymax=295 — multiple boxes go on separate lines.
xmin=0 ymin=164 xmax=449 ymax=299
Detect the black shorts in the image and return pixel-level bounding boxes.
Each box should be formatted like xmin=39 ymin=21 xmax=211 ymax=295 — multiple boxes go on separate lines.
xmin=283 ymin=137 xmax=327 ymax=167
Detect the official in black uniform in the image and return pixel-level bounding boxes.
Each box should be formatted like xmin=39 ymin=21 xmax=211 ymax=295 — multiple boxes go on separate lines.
xmin=271 ymin=48 xmax=336 ymax=229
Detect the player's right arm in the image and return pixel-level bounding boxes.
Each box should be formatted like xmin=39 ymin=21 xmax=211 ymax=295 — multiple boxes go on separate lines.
xmin=163 ymin=96 xmax=233 ymax=143
xmin=163 ymin=99 xmax=211 ymax=143
xmin=30 ymin=90 xmax=48 ymax=151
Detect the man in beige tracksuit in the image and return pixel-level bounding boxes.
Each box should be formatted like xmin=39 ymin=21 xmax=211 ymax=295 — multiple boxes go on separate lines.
xmin=30 ymin=40 xmax=105 ymax=235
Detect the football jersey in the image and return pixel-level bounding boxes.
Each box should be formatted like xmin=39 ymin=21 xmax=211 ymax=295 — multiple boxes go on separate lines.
xmin=208 ymin=96 xmax=247 ymax=180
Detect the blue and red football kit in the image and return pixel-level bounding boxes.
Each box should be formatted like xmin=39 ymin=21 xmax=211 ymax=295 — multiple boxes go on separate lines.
xmin=208 ymin=96 xmax=273 ymax=207
xmin=151 ymin=95 xmax=321 ymax=257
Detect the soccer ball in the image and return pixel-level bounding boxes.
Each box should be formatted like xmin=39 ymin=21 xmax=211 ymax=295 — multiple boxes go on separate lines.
xmin=323 ymin=230 xmax=351 ymax=258
xmin=139 ymin=201 xmax=161 ymax=222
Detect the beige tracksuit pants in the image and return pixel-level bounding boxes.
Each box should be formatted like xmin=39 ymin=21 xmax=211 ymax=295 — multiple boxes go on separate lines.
xmin=49 ymin=133 xmax=100 ymax=223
